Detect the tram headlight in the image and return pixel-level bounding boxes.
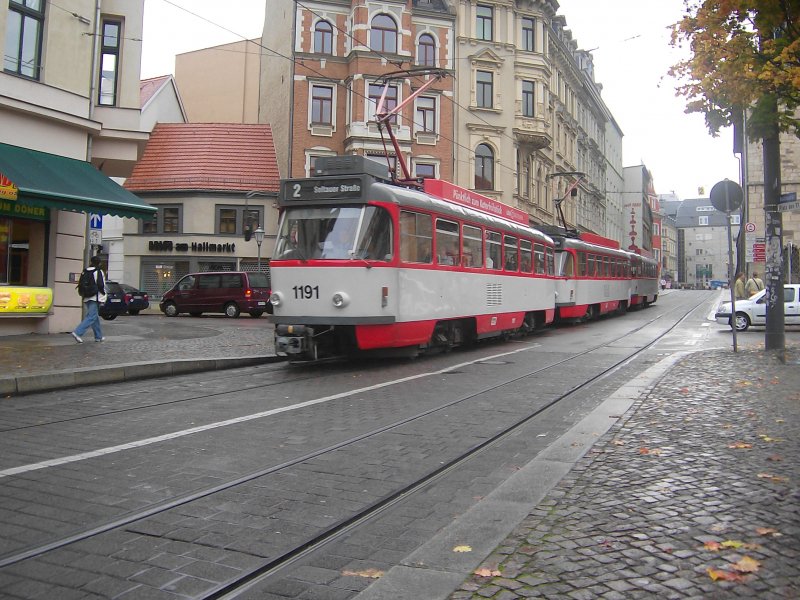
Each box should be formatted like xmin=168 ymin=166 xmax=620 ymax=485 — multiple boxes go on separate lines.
xmin=269 ymin=291 xmax=282 ymax=307
xmin=332 ymin=292 xmax=350 ymax=308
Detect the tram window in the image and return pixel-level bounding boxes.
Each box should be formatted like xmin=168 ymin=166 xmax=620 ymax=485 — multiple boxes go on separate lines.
xmin=485 ymin=231 xmax=502 ymax=270
xmin=603 ymin=256 xmax=610 ymax=277
xmin=436 ymin=219 xmax=460 ymax=266
xmin=520 ymin=240 xmax=532 ymax=273
xmin=462 ymin=224 xmax=482 ymax=267
xmin=533 ymin=243 xmax=545 ymax=274
xmin=587 ymin=254 xmax=595 ymax=277
xmin=400 ymin=210 xmax=433 ymax=263
xmin=577 ymin=251 xmax=587 ymax=276
xmin=546 ymin=247 xmax=555 ymax=275
xmin=561 ymin=252 xmax=574 ymax=277
xmin=355 ymin=206 xmax=393 ymax=260
xmin=504 ymin=235 xmax=518 ymax=271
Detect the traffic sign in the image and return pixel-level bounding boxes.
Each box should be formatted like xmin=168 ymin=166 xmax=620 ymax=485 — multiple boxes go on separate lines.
xmin=89 ymin=213 xmax=103 ymax=229
xmin=89 ymin=229 xmax=102 ymax=245
xmin=744 ymin=222 xmax=756 ymax=233
xmin=710 ymin=179 xmax=743 ymax=213
xmin=778 ymin=201 xmax=800 ymax=213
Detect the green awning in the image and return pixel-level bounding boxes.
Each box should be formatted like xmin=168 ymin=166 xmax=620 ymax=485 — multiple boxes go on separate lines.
xmin=0 ymin=143 xmax=156 ymax=220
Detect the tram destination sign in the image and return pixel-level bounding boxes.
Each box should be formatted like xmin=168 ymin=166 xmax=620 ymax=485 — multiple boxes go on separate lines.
xmin=281 ymin=176 xmax=367 ymax=204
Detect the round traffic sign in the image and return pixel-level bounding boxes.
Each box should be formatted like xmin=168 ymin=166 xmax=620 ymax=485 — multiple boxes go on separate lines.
xmin=710 ymin=179 xmax=744 ymax=213
xmin=745 ymin=222 xmax=756 ymax=233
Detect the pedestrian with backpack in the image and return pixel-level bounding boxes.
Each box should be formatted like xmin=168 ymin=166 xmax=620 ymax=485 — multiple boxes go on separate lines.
xmin=71 ymin=255 xmax=107 ymax=343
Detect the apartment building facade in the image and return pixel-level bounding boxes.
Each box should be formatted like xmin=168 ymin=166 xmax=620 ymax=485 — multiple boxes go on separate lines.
xmin=0 ymin=0 xmax=154 ymax=335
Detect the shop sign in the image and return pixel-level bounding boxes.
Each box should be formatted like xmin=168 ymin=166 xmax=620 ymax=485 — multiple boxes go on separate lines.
xmin=0 ymin=286 xmax=53 ymax=314
xmin=0 ymin=199 xmax=49 ymax=221
xmin=0 ymin=174 xmax=18 ymax=200
xmin=148 ymin=240 xmax=236 ymax=253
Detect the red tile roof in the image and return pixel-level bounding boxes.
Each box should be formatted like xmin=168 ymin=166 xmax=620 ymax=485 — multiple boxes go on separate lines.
xmin=139 ymin=75 xmax=171 ymax=108
xmin=124 ymin=123 xmax=280 ymax=193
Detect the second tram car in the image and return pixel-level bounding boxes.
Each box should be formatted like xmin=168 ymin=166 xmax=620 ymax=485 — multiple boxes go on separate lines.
xmin=550 ymin=232 xmax=659 ymax=322
xmin=269 ymin=156 xmax=557 ymax=361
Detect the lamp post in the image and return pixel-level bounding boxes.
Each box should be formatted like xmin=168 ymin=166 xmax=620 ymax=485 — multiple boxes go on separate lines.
xmin=254 ymin=226 xmax=265 ymax=272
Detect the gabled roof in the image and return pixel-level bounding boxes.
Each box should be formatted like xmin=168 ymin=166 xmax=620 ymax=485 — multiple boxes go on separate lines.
xmin=124 ymin=123 xmax=280 ymax=193
xmin=140 ymin=75 xmax=172 ymax=108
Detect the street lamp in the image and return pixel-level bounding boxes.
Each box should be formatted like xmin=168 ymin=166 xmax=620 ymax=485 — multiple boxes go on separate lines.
xmin=254 ymin=226 xmax=265 ymax=272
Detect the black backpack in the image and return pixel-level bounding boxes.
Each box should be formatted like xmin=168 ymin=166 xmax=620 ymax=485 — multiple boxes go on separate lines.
xmin=77 ymin=268 xmax=99 ymax=298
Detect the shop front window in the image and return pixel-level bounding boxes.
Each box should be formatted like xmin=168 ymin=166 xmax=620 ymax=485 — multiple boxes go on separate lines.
xmin=0 ymin=217 xmax=9 ymax=283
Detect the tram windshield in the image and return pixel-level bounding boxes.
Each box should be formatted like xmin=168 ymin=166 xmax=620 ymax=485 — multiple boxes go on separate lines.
xmin=274 ymin=206 xmax=393 ymax=261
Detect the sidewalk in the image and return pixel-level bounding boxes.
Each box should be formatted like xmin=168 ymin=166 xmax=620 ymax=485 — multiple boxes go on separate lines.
xmin=446 ymin=346 xmax=799 ymax=599
xmin=0 ymin=312 xmax=279 ymax=396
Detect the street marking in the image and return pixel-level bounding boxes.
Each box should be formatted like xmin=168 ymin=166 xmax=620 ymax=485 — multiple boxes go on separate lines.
xmin=0 ymin=345 xmax=539 ymax=479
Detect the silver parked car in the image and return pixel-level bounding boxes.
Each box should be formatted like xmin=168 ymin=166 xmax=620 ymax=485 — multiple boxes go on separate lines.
xmin=715 ymin=284 xmax=800 ymax=331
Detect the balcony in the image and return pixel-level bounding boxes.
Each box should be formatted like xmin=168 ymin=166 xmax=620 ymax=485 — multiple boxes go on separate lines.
xmin=513 ymin=116 xmax=550 ymax=151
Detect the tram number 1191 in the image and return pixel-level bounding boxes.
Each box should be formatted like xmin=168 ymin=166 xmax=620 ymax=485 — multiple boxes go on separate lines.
xmin=293 ymin=285 xmax=320 ymax=300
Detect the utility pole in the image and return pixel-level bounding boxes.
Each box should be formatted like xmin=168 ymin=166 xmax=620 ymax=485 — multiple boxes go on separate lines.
xmin=762 ymin=93 xmax=785 ymax=354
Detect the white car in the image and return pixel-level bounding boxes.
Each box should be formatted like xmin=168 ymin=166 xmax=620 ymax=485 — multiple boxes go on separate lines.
xmin=715 ymin=283 xmax=800 ymax=331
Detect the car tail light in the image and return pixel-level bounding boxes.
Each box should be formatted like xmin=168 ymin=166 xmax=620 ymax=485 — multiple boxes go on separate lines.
xmin=143 ymin=293 xmax=149 ymax=301
xmin=245 ymin=288 xmax=252 ymax=298
xmin=124 ymin=294 xmax=132 ymax=303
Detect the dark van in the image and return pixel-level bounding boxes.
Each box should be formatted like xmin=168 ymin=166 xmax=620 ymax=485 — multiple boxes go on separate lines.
xmin=159 ymin=272 xmax=271 ymax=318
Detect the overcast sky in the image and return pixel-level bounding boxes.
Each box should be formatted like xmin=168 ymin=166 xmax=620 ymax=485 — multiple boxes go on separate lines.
xmin=140 ymin=0 xmax=741 ymax=201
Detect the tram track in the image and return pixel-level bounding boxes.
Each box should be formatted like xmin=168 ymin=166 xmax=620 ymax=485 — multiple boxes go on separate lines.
xmin=0 ymin=295 xmax=709 ymax=598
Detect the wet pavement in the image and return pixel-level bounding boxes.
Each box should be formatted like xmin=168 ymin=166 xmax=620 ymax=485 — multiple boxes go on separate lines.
xmin=448 ymin=346 xmax=799 ymax=599
xmin=0 ymin=304 xmax=798 ymax=599
xmin=0 ymin=311 xmax=279 ymax=396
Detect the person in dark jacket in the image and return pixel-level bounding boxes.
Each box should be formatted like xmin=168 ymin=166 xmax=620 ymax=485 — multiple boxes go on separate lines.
xmin=71 ymin=255 xmax=108 ymax=343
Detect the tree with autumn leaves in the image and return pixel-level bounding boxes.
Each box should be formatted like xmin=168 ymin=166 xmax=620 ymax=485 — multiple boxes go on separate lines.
xmin=669 ymin=0 xmax=800 ymax=140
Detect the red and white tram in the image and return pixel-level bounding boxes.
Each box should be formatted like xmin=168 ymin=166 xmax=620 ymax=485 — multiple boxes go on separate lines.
xmin=549 ymin=231 xmax=660 ymax=322
xmin=269 ymin=156 xmax=557 ymax=361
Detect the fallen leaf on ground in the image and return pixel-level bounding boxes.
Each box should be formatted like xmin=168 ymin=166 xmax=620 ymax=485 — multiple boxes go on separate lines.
xmin=720 ymin=540 xmax=744 ymax=549
xmin=755 ymin=527 xmax=781 ymax=536
xmin=453 ymin=545 xmax=472 ymax=553
xmin=757 ymin=473 xmax=788 ymax=483
xmin=767 ymin=454 xmax=783 ymax=462
xmin=703 ymin=541 xmax=722 ymax=551
xmin=707 ymin=568 xmax=745 ymax=582
xmin=474 ymin=567 xmax=502 ymax=577
xmin=342 ymin=569 xmax=384 ymax=579
xmin=733 ymin=556 xmax=760 ymax=573
xmin=728 ymin=441 xmax=752 ymax=449
xmin=611 ymin=439 xmax=625 ymax=446
xmin=639 ymin=447 xmax=662 ymax=455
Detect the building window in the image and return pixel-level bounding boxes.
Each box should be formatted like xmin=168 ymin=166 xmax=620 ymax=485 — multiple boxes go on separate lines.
xmin=521 ymin=17 xmax=535 ymax=52
xmin=370 ymin=14 xmax=397 ymax=53
xmin=476 ymin=5 xmax=493 ymax=41
xmin=311 ymin=84 xmax=333 ymax=124
xmin=143 ymin=205 xmax=183 ymax=234
xmin=730 ymin=214 xmax=741 ymax=225
xmin=314 ymin=20 xmax=333 ymax=54
xmin=369 ymin=82 xmax=398 ymax=124
xmin=418 ymin=33 xmax=436 ymax=66
xmin=415 ymin=96 xmax=436 ymax=132
xmin=522 ymin=80 xmax=535 ymax=117
xmin=215 ymin=205 xmax=265 ymax=236
xmin=415 ymin=162 xmax=436 ymax=179
xmin=4 ymin=0 xmax=45 ymax=79
xmin=698 ymin=216 xmax=709 ymax=226
xmin=99 ymin=20 xmax=122 ymax=106
xmin=476 ymin=70 xmax=493 ymax=108
xmin=475 ymin=143 xmax=494 ymax=190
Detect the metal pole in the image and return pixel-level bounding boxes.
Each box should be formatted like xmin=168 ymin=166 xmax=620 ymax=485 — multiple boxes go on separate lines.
xmin=725 ymin=199 xmax=738 ymax=352
xmin=257 ymin=241 xmax=262 ymax=271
